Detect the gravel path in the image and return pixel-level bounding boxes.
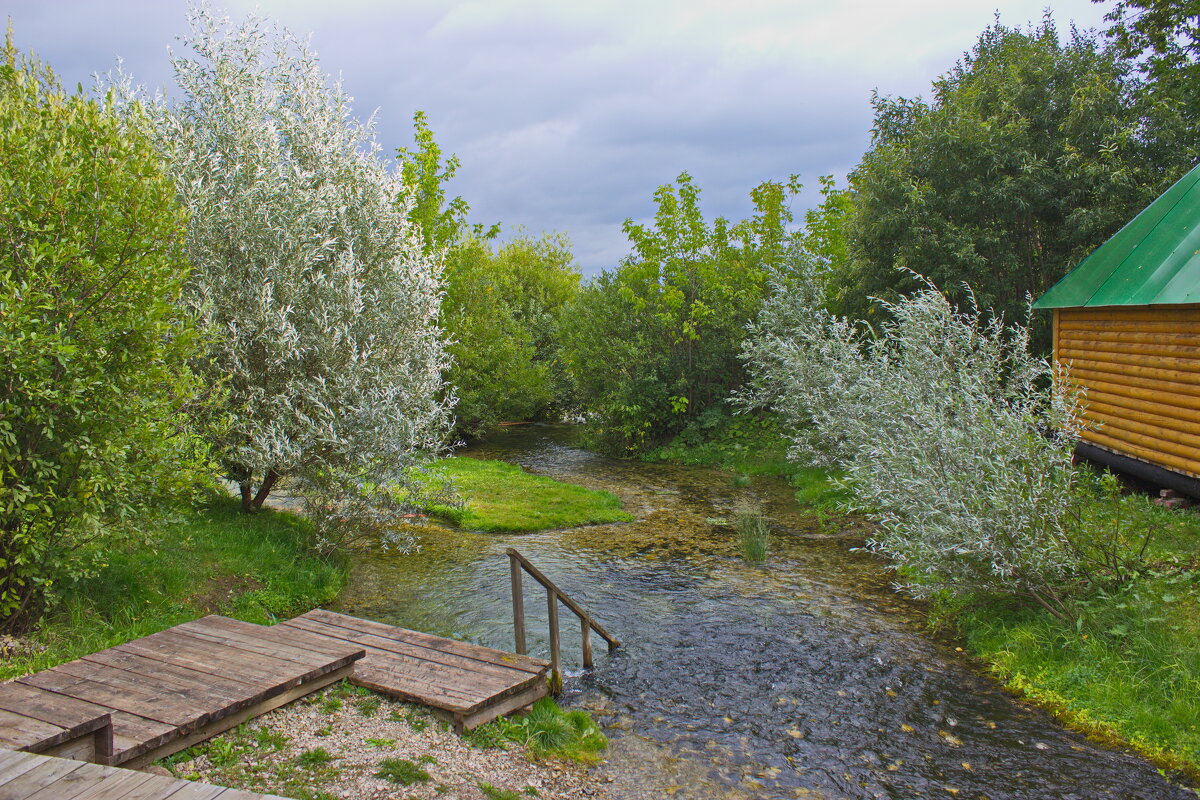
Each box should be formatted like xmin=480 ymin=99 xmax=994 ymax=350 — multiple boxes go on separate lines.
xmin=164 ymin=683 xmax=613 ymax=800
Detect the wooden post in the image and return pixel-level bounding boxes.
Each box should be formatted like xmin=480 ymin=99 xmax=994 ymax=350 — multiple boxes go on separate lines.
xmin=580 ymin=618 xmax=593 ymax=669
xmin=510 ymin=554 xmax=526 ymax=655
xmin=547 ymin=588 xmax=562 ymax=695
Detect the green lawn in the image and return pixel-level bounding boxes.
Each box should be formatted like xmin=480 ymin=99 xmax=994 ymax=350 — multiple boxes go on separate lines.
xmin=954 ymin=493 xmax=1200 ymax=779
xmin=430 ymin=457 xmax=632 ymax=532
xmin=2 ymin=494 xmax=345 ymax=681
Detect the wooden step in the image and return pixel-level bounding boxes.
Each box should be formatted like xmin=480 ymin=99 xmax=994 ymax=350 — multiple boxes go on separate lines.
xmin=0 ymin=615 xmax=365 ymax=767
xmin=276 ymin=609 xmax=551 ymax=731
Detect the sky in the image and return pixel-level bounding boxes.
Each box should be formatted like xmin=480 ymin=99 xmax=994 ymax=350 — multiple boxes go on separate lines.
xmin=8 ymin=0 xmax=1113 ymax=274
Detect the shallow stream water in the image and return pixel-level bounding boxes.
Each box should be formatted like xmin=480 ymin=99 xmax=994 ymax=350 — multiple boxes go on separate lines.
xmin=333 ymin=425 xmax=1193 ymax=800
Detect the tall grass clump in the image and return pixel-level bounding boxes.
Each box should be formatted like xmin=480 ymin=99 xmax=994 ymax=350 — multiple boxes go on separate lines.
xmin=735 ymin=506 xmax=770 ymax=562
xmin=743 ymin=264 xmax=1147 ymax=619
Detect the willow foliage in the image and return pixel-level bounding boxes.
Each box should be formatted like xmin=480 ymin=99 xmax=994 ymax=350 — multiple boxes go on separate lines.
xmin=134 ymin=7 xmax=452 ymax=518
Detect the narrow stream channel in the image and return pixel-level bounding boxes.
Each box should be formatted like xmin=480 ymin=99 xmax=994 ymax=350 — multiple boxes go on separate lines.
xmin=333 ymin=424 xmax=1194 ymax=800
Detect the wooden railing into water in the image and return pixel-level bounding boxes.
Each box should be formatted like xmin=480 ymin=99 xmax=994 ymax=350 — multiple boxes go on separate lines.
xmin=506 ymin=548 xmax=619 ymax=694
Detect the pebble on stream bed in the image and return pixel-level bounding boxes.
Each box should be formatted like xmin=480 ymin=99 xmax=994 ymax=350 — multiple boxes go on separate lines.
xmin=162 ymin=682 xmax=611 ymax=800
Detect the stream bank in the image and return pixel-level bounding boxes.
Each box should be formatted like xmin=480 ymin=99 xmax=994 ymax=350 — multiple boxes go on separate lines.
xmin=335 ymin=424 xmax=1195 ymax=800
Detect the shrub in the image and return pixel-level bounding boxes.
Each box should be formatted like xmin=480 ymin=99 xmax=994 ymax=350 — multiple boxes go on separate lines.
xmin=744 ymin=271 xmax=1147 ymax=619
xmin=127 ymin=6 xmax=452 ymax=520
xmin=0 ymin=36 xmax=208 ymax=631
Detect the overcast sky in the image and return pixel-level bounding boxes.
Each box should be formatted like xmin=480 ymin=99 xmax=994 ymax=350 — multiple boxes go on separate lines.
xmin=9 ymin=0 xmax=1111 ymax=274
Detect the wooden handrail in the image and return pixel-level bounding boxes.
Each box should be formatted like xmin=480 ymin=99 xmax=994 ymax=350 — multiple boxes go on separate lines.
xmin=506 ymin=548 xmax=619 ymax=694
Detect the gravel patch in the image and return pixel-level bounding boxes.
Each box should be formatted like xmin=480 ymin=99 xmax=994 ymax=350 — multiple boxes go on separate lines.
xmin=164 ymin=683 xmax=612 ymax=800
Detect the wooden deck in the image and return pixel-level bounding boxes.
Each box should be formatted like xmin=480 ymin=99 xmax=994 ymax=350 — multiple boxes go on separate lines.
xmin=0 ymin=616 xmax=365 ymax=767
xmin=276 ymin=609 xmax=550 ymax=731
xmin=0 ymin=609 xmax=551 ymax=773
xmin=0 ymin=748 xmax=290 ymax=799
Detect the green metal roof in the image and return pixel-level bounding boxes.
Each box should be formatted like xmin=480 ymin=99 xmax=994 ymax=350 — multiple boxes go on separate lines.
xmin=1034 ymin=162 xmax=1200 ymax=309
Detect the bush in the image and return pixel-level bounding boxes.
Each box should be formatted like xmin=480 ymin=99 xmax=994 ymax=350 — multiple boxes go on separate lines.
xmin=0 ymin=37 xmax=207 ymax=631
xmin=745 ymin=272 xmax=1148 ymax=619
xmin=558 ymin=173 xmax=799 ymax=454
xmin=134 ymin=6 xmax=451 ymax=516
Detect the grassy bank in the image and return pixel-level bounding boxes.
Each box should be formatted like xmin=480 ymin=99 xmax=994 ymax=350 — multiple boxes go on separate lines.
xmin=430 ymin=456 xmax=633 ymax=532
xmin=952 ymin=493 xmax=1200 ymax=778
xmin=1 ymin=493 xmax=345 ymax=681
xmin=651 ymin=413 xmax=1200 ymax=778
xmin=643 ymin=411 xmax=850 ymax=508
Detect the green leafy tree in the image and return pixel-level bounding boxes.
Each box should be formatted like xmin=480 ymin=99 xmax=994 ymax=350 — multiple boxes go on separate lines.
xmin=140 ymin=7 xmax=451 ymax=514
xmin=559 ymin=173 xmax=800 ymax=454
xmin=835 ymin=18 xmax=1159 ymax=343
xmin=1098 ymin=0 xmax=1200 ymax=168
xmin=397 ymin=110 xmax=499 ymax=253
xmin=443 ymin=234 xmax=580 ymax=436
xmin=0 ymin=38 xmax=207 ymax=630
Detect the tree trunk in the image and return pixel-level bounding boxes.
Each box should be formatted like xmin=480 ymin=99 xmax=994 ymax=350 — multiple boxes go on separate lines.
xmin=239 ymin=481 xmax=254 ymax=513
xmin=249 ymin=469 xmax=280 ymax=511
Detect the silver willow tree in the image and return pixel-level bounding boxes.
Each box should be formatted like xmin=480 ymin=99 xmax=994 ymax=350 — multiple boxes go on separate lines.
xmin=143 ymin=7 xmax=451 ymax=522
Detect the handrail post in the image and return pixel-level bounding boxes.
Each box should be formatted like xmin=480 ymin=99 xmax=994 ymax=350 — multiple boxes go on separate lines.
xmin=509 ymin=552 xmax=526 ymax=655
xmin=547 ymin=588 xmax=562 ymax=695
xmin=581 ymin=618 xmax=593 ymax=669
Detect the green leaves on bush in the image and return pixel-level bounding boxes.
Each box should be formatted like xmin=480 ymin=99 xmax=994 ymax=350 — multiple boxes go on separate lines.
xmin=0 ymin=36 xmax=208 ymax=631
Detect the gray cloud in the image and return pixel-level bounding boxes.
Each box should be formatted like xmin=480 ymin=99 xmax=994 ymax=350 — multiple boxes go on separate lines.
xmin=5 ymin=0 xmax=1110 ymax=274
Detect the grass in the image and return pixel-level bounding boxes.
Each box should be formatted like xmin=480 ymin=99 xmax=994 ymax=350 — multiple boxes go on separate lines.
xmin=462 ymin=697 xmax=607 ymax=764
xmin=735 ymin=506 xmax=770 ymax=562
xmin=428 ymin=457 xmax=633 ymax=532
xmin=643 ymin=411 xmax=851 ymax=509
xmin=374 ymin=756 xmax=433 ymax=786
xmin=1 ymin=492 xmax=345 ymax=681
xmin=948 ymin=491 xmax=1200 ymax=779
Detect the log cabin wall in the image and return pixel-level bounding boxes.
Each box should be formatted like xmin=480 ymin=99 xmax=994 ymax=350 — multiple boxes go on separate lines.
xmin=1055 ymin=305 xmax=1200 ymax=479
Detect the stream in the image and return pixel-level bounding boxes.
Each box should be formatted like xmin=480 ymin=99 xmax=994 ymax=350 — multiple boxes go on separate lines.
xmin=333 ymin=424 xmax=1193 ymax=800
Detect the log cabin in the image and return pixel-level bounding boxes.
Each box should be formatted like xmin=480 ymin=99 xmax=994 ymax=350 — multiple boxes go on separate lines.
xmin=1033 ymin=162 xmax=1200 ymax=495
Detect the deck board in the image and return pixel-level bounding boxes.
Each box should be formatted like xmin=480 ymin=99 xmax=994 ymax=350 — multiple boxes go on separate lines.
xmin=0 ymin=608 xmax=550 ymax=763
xmin=2 ymin=615 xmax=364 ymax=766
xmin=276 ymin=609 xmax=551 ymax=730
xmin=0 ymin=750 xmax=292 ymax=800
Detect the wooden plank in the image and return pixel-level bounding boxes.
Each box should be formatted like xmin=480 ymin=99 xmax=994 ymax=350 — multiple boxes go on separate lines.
xmin=118 ymin=661 xmax=354 ymax=768
xmin=450 ymin=680 xmax=549 ymax=733
xmin=1085 ymin=411 xmax=1200 ymax=454
xmin=1085 ymin=398 xmax=1200 ymax=437
xmin=1061 ymin=347 xmax=1200 ymax=376
xmin=81 ymin=650 xmax=258 ymax=699
xmin=1059 ymin=355 xmax=1200 ymax=388
xmin=1083 ymin=427 xmax=1200 ymax=477
xmin=511 ymin=555 xmax=526 ymax=655
xmin=194 ymin=615 xmax=364 ymax=662
xmin=174 ymin=617 xmax=361 ymax=667
xmin=279 ymin=616 xmax=535 ymax=683
xmin=1074 ymin=379 xmax=1200 ymax=416
xmin=0 ymin=708 xmax=68 ymax=750
xmin=157 ymin=783 xmax=227 ymax=800
xmin=299 ymin=610 xmax=548 ymax=674
xmin=0 ymin=756 xmax=86 ymax=800
xmin=0 ymin=684 xmax=111 ymax=738
xmin=19 ymin=667 xmax=207 ymax=729
xmin=51 ymin=661 xmax=233 ymax=724
xmin=0 ymin=751 xmax=46 ymax=785
xmin=547 ymin=588 xmax=562 ymax=696
xmin=66 ymin=769 xmax=159 ymax=800
xmin=21 ymin=760 xmax=116 ymax=800
xmin=350 ymin=656 xmax=501 ymax=705
xmin=113 ymin=632 xmax=299 ymax=688
xmin=1084 ymin=431 xmax=1200 ymax=478
xmin=1057 ymin=329 xmax=1200 ymax=347
xmin=1067 ymin=364 xmax=1200 ymax=400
